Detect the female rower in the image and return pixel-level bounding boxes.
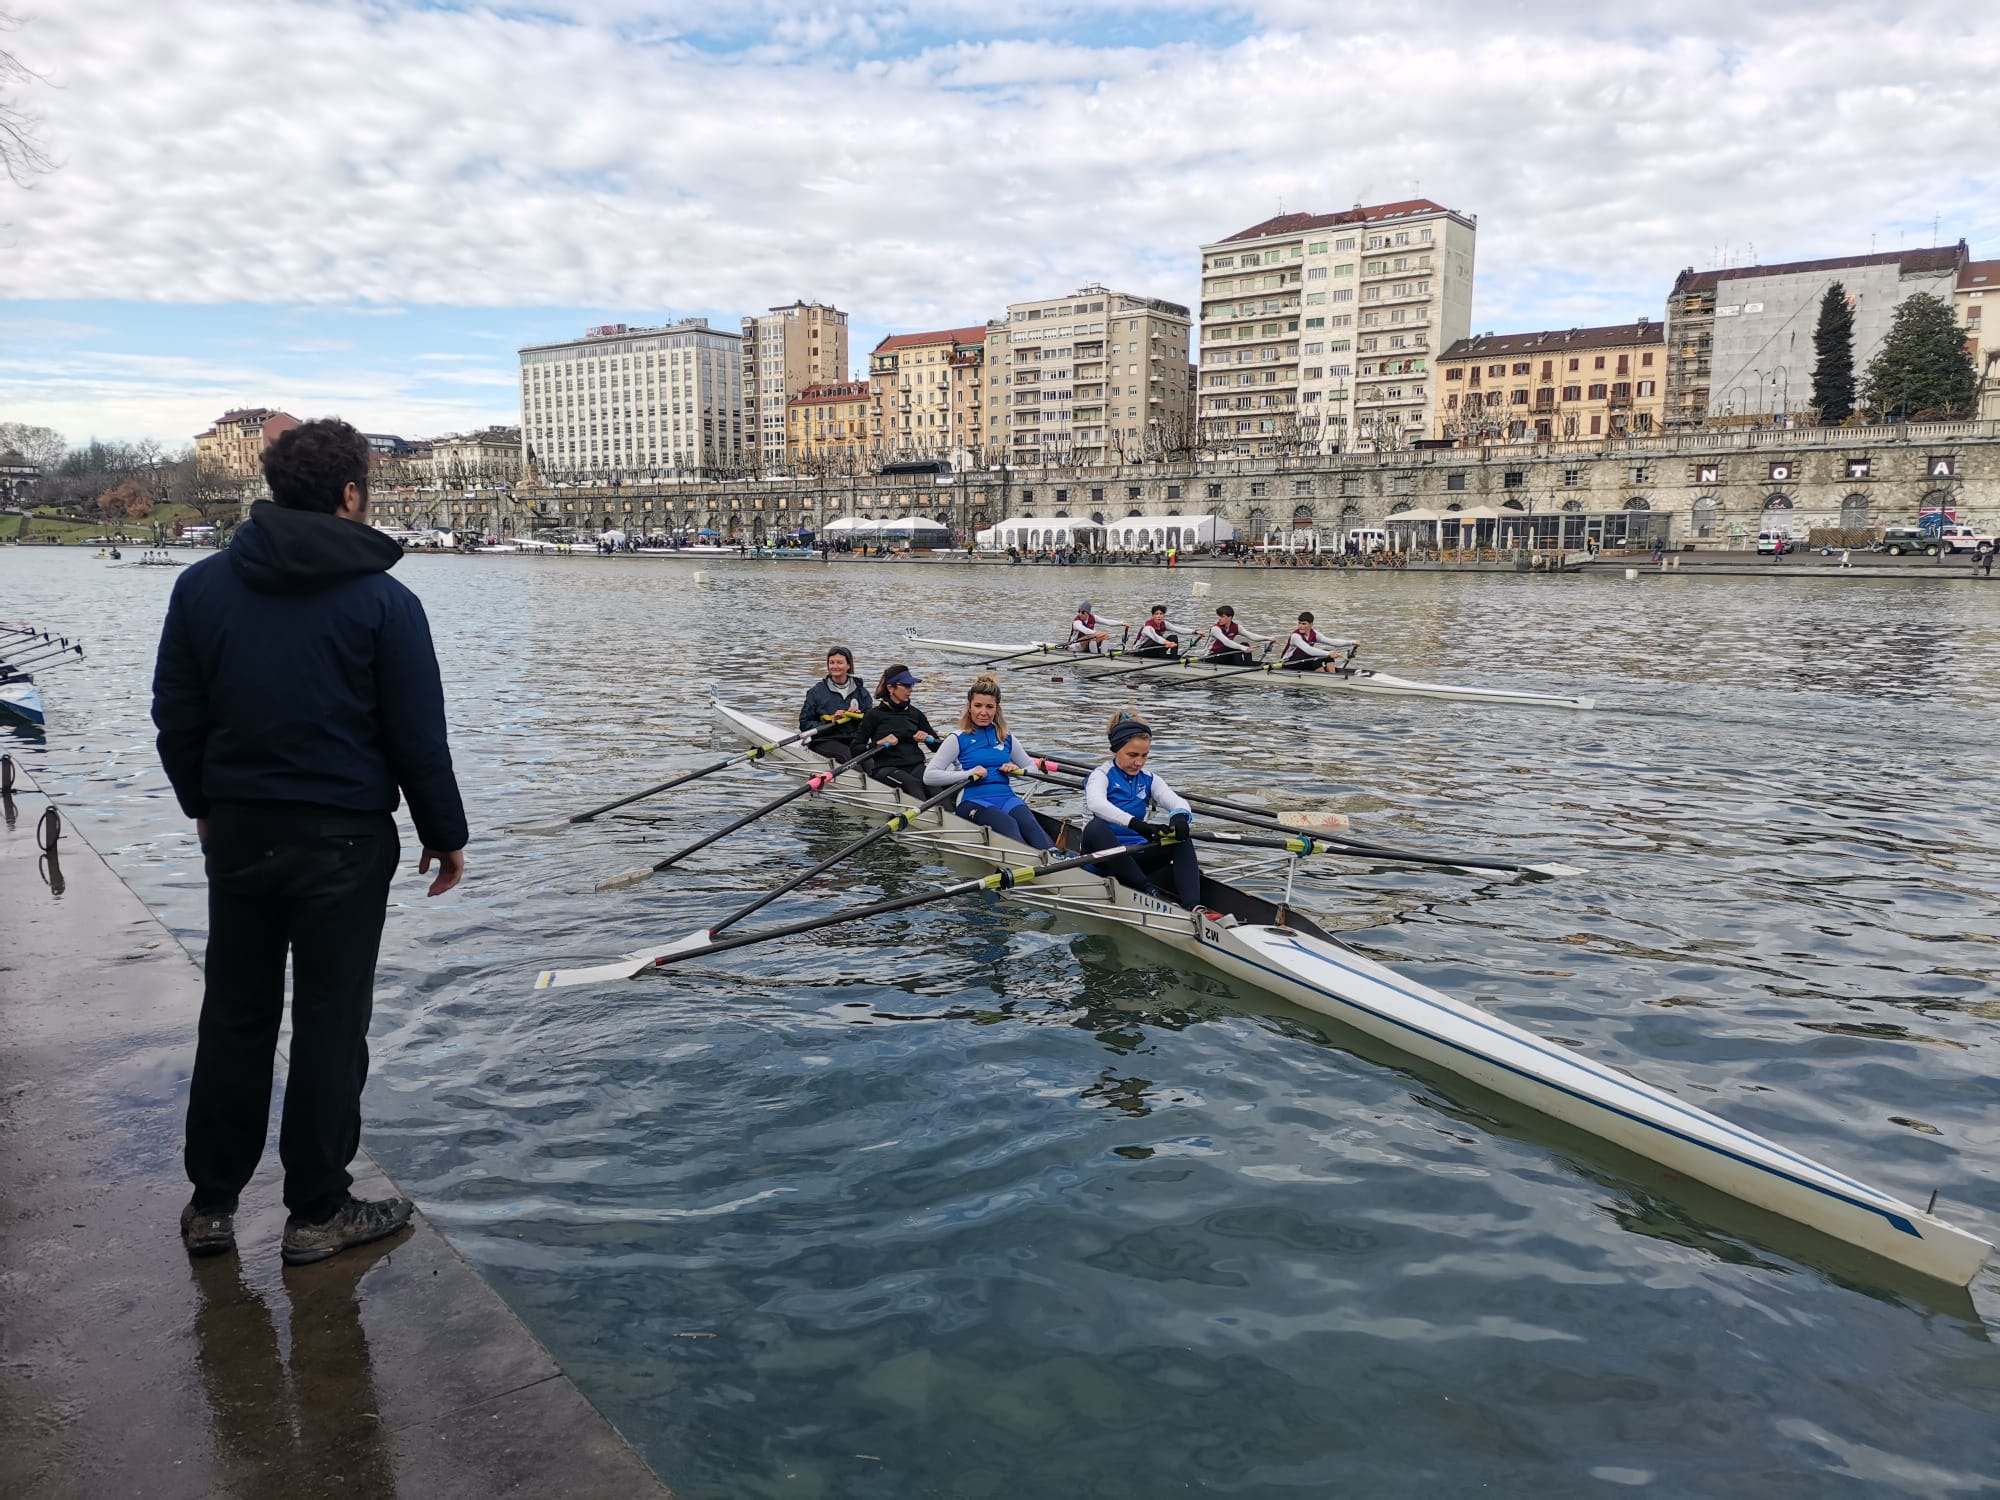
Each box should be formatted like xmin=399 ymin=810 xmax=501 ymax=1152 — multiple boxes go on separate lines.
xmin=1082 ymin=711 xmax=1206 ymax=911
xmin=1201 ymin=605 xmax=1273 ymax=666
xmin=1069 ymin=601 xmax=1125 ymax=654
xmin=1279 ymin=612 xmax=1358 ymax=672
xmin=923 ymin=674 xmax=1056 ymax=850
xmin=1129 ymin=605 xmax=1184 ymax=658
xmin=798 ymin=645 xmax=873 ymax=759
xmin=855 ymin=664 xmax=940 ymax=794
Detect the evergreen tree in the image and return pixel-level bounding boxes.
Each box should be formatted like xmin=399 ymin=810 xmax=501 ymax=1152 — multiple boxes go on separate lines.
xmin=1862 ymin=292 xmax=1977 ymax=421
xmin=1809 ymin=282 xmax=1855 ymax=424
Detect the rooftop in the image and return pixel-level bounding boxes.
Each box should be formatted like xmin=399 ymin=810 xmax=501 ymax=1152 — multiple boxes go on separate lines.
xmin=1960 ymin=259 xmax=2000 ymax=289
xmin=1212 ymin=199 xmax=1470 ymax=246
xmin=872 ymin=325 xmax=989 ymax=354
xmin=1674 ymin=244 xmax=1965 ymax=295
xmin=790 ymin=381 xmax=869 ymax=405
xmin=1440 ymin=321 xmax=1665 ymax=361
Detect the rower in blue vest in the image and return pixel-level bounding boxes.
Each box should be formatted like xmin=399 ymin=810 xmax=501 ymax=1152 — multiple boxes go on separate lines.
xmin=923 ymin=674 xmax=1055 ymax=849
xmin=1081 ymin=711 xmax=1208 ymax=911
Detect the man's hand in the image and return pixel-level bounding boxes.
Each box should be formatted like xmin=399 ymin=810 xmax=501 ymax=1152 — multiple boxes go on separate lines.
xmin=420 ymin=848 xmax=465 ymax=897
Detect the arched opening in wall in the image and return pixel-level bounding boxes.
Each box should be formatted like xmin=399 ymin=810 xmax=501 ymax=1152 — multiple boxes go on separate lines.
xmin=1624 ymin=497 xmax=1650 ymax=510
xmin=1560 ymin=499 xmax=1584 ymax=512
xmin=1388 ymin=500 xmax=1413 ymax=515
xmin=1918 ymin=488 xmax=1958 ymax=522
xmin=1246 ymin=507 xmax=1269 ymax=541
xmin=1501 ymin=498 xmax=1525 ymax=510
xmin=971 ymin=512 xmax=989 ymax=531
xmin=1840 ymin=493 xmax=1870 ymax=528
xmin=1762 ymin=493 xmax=1793 ymax=512
xmin=1090 ymin=511 xmax=1105 ymax=525
xmin=1692 ymin=496 xmax=1720 ymax=538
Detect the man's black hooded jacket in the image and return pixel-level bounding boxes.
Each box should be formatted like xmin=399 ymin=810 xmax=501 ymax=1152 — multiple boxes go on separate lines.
xmin=151 ymin=501 xmax=468 ymax=852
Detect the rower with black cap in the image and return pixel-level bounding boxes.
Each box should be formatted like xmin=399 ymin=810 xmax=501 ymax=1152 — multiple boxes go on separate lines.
xmin=798 ymin=644 xmax=873 ymax=759
xmin=1068 ymin=601 xmax=1124 ymax=654
xmin=855 ymin=663 xmax=941 ymax=795
xmin=1081 ymin=711 xmax=1209 ymax=912
xmin=1279 ymin=611 xmax=1359 ymax=673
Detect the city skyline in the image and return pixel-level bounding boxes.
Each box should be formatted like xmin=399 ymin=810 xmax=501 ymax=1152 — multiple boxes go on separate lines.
xmin=1 ymin=0 xmax=1994 ymax=446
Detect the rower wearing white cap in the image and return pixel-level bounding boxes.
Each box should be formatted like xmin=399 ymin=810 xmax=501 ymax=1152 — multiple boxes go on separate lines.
xmin=1200 ymin=605 xmax=1273 ymax=667
xmin=1068 ymin=601 xmax=1124 ymax=654
xmin=1279 ymin=611 xmax=1359 ymax=673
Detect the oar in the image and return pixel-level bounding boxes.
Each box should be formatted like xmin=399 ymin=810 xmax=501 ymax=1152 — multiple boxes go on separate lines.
xmin=973 ymin=642 xmax=1063 ymax=667
xmin=1084 ymin=649 xmax=1202 ymax=682
xmin=594 ymin=744 xmax=889 ymax=891
xmin=539 ymin=838 xmax=1140 ymax=989
xmin=509 ymin=713 xmax=861 ymax=834
xmin=709 ymin=781 xmax=963 ymax=936
xmin=1154 ymin=640 xmax=1275 ymax=690
xmin=1187 ymin=827 xmax=1567 ymax=881
xmin=0 ymin=643 xmax=83 ymax=672
xmin=1028 ymin=756 xmax=1348 ymax=832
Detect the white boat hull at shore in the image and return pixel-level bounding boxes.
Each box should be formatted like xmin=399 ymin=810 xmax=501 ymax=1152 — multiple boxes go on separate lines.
xmin=557 ymin=698 xmax=1991 ymax=1287
xmin=906 ymin=635 xmax=1596 ymax=710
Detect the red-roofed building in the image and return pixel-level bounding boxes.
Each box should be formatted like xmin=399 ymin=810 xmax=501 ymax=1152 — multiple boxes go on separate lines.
xmin=194 ymin=408 xmax=300 ymax=479
xmin=868 ymin=326 xmax=990 ymax=463
xmin=1197 ymin=199 xmax=1477 ymax=455
xmin=785 ymin=380 xmax=871 ymax=465
xmin=1436 ymin=321 xmax=1665 ymax=443
xmin=1957 ymin=259 xmax=2000 ymax=420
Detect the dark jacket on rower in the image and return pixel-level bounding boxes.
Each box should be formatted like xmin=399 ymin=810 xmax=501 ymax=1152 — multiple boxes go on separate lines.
xmin=798 ymin=674 xmax=873 ymax=749
xmin=855 ymin=699 xmax=938 ymax=776
xmin=152 ymin=500 xmax=468 ymax=853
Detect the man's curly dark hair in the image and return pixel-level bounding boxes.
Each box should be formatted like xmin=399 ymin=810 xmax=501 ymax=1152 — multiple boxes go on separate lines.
xmin=261 ymin=418 xmax=371 ymax=513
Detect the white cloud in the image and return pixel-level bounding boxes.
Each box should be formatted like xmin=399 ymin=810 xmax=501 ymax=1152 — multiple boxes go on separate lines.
xmin=1 ymin=0 xmax=1995 ymax=441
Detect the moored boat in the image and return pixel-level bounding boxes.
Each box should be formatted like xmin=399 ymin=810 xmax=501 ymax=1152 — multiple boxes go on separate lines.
xmin=906 ymin=634 xmax=1596 ymax=710
xmin=545 ymin=698 xmax=1991 ymax=1287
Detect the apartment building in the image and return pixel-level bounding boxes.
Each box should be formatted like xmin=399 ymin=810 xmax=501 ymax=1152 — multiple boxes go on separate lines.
xmin=1663 ymin=245 xmax=1966 ymax=428
xmin=785 ymin=380 xmax=872 ymax=466
xmin=427 ymin=426 xmax=524 ymax=485
xmin=983 ymin=284 xmax=1192 ymax=464
xmin=518 ymin=320 xmax=744 ymax=476
xmin=1959 ymin=260 xmax=2000 ymax=420
xmin=741 ymin=301 xmax=849 ymax=470
xmin=1436 ymin=322 xmax=1665 ymax=443
xmin=868 ymin=327 xmax=988 ymax=463
xmin=1198 ymin=200 xmax=1476 ymax=455
xmin=193 ymin=408 xmax=299 ymax=479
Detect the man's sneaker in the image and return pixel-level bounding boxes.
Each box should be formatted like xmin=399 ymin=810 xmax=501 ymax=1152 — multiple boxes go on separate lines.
xmin=180 ymin=1202 xmax=237 ymax=1257
xmin=280 ymin=1195 xmax=415 ymax=1266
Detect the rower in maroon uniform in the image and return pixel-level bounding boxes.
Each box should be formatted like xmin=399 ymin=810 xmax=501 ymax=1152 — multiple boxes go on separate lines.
xmin=1200 ymin=605 xmax=1272 ymax=667
xmin=1279 ymin=611 xmax=1359 ymax=673
xmin=1068 ymin=601 xmax=1125 ymax=654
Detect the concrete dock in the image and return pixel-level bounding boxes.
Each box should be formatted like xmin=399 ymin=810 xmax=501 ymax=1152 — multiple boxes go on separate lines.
xmin=0 ymin=763 xmax=672 ymax=1499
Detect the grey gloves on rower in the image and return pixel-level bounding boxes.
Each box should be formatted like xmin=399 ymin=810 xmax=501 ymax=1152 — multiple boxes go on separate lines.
xmin=1130 ymin=811 xmax=1193 ymax=840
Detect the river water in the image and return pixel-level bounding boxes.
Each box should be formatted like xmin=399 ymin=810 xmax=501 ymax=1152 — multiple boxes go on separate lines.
xmin=6 ymin=546 xmax=2000 ymax=1497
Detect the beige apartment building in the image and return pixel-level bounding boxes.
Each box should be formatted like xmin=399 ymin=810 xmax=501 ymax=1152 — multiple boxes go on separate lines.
xmin=1959 ymin=260 xmax=2000 ymax=420
xmin=742 ymin=301 xmax=849 ymax=471
xmin=1436 ymin=322 xmax=1665 ymax=443
xmin=1198 ymin=200 xmax=1476 ymax=455
xmin=426 ymin=426 xmax=523 ymax=485
xmin=868 ymin=327 xmax=988 ymax=464
xmin=785 ymin=381 xmax=872 ymax=466
xmin=982 ymin=284 xmax=1192 ymax=465
xmin=194 ymin=408 xmax=299 ymax=479
xmin=519 ymin=320 xmax=744 ymax=477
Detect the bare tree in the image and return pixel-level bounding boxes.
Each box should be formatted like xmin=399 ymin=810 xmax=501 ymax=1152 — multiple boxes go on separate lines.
xmin=1 ymin=11 xmax=53 ymax=187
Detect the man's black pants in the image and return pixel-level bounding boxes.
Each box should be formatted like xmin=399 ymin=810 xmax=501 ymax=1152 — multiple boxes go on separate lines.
xmin=187 ymin=804 xmax=398 ymax=1221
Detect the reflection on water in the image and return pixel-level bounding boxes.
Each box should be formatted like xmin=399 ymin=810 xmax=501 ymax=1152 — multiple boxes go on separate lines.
xmin=5 ymin=548 xmax=2000 ymax=1498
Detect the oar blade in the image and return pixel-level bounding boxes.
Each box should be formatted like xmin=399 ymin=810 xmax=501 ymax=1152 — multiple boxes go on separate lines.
xmin=1275 ymin=810 xmax=1352 ymax=833
xmin=595 ymin=865 xmax=657 ymax=892
xmin=508 ymin=816 xmax=578 ymax=836
xmin=536 ymin=927 xmax=715 ymax=989
xmin=1524 ymin=861 xmax=1585 ymax=879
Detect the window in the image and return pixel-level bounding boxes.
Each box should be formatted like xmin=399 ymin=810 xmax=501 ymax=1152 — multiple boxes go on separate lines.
xmin=1489 ymin=364 xmax=1506 ymax=377
xmin=1205 ymin=482 xmax=1223 ymax=498
xmin=1446 ymin=367 xmax=1463 ymax=380
xmin=1446 ymin=472 xmax=1467 ymax=491
xmin=1563 ymin=469 xmax=1581 ymax=486
xmin=1340 ymin=475 xmax=1361 ymax=497
xmin=1090 ymin=486 xmax=1105 ymax=502
xmin=1128 ymin=486 xmax=1143 ymax=500
xmin=1846 ymin=456 xmax=1871 ymax=479
xmin=1504 ymin=470 xmax=1526 ymax=489
xmin=1589 ymin=416 xmax=1602 ymax=435
xmin=1641 ymin=351 xmax=1654 ymax=367
xmin=1636 ymin=380 xmax=1656 ymax=396
xmin=1293 ymin=479 xmax=1313 ymax=496
xmin=1512 ymin=362 xmax=1530 ymax=375
xmin=1307 ymin=267 xmax=1327 ymax=281
xmin=1589 ymin=383 xmax=1608 ymax=399
xmin=1166 ymin=484 xmax=1182 ymax=500
xmin=1594 ymin=355 xmax=1606 ymax=370
xmin=1612 ymin=382 xmax=1631 ymax=399
xmin=1510 ymin=390 xmax=1528 ymax=405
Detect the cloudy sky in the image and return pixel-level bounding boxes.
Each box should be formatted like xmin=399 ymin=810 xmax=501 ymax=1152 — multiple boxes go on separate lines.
xmin=1 ymin=0 xmax=1993 ymax=447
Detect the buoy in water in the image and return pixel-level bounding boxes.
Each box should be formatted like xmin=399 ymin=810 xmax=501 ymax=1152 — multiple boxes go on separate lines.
xmin=692 ymin=570 xmax=711 ymax=583
xmin=1624 ymin=568 xmax=1638 ymax=580
xmin=1191 ymin=581 xmax=1212 ymax=597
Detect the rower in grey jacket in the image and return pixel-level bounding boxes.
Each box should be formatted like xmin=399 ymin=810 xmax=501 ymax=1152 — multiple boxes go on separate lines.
xmin=798 ymin=645 xmax=872 ymax=760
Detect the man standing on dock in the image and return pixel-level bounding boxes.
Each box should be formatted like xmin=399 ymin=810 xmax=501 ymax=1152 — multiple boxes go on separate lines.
xmin=153 ymin=418 xmax=468 ymax=1266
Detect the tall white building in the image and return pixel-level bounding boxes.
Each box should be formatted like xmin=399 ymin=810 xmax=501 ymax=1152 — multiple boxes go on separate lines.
xmin=741 ymin=300 xmax=849 ymax=471
xmin=1198 ymin=200 xmax=1476 ymax=454
xmin=518 ymin=319 xmax=744 ymax=477
xmin=985 ymin=284 xmax=1192 ymax=465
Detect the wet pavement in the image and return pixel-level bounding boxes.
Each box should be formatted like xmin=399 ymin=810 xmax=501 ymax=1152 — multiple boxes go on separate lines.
xmin=0 ymin=764 xmax=672 ymax=1499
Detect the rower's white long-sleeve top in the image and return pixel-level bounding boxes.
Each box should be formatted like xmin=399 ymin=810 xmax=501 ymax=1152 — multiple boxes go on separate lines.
xmin=1134 ymin=619 xmax=1188 ymax=649
xmin=1205 ymin=620 xmax=1272 ymax=651
xmin=922 ymin=730 xmax=1037 ymax=787
xmin=1284 ymin=629 xmax=1356 ymax=660
xmin=1084 ymin=764 xmax=1193 ymax=827
xmin=1070 ymin=614 xmax=1126 ymax=638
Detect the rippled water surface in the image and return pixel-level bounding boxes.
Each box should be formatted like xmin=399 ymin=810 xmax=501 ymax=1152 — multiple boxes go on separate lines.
xmin=8 ymin=546 xmax=2000 ymax=1497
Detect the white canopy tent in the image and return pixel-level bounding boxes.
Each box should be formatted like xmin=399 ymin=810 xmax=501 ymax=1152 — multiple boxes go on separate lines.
xmin=1104 ymin=514 xmax=1233 ymax=551
xmin=824 ymin=515 xmax=951 ymax=543
xmin=980 ymin=516 xmax=1106 ymax=552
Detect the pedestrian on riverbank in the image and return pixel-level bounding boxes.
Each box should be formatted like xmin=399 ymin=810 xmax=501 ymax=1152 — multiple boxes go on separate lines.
xmin=153 ymin=418 xmax=468 ymax=1267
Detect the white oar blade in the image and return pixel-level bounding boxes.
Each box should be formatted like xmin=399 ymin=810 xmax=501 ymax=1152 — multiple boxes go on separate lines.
xmin=596 ymin=865 xmax=656 ymax=892
xmin=508 ymin=817 xmax=576 ymax=836
xmin=536 ymin=928 xmax=715 ymax=989
xmin=1275 ymin=810 xmax=1352 ymax=832
xmin=1526 ymin=862 xmax=1585 ymax=878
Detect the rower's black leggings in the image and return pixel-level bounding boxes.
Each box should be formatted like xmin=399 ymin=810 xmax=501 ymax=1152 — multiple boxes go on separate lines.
xmin=1207 ymin=649 xmax=1254 ymax=667
xmin=1083 ymin=817 xmax=1202 ymax=908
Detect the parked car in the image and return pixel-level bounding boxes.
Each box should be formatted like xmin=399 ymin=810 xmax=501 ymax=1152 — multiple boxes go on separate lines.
xmin=1755 ymin=530 xmax=1800 ymax=554
xmin=1875 ymin=527 xmax=1942 ymax=557
xmin=1937 ymin=524 xmax=1995 ymax=554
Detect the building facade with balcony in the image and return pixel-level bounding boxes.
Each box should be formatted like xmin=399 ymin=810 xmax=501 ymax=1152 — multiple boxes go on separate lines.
xmin=868 ymin=326 xmax=988 ymax=464
xmin=982 ymin=284 xmax=1192 ymax=465
xmin=741 ymin=301 xmax=849 ymax=472
xmin=1198 ymin=200 xmax=1476 ymax=456
xmin=1958 ymin=260 xmax=2000 ymax=420
xmin=519 ymin=320 xmax=744 ymax=479
xmin=426 ymin=427 xmax=523 ymax=486
xmin=194 ymin=408 xmax=300 ymax=479
xmin=785 ymin=381 xmax=872 ymax=467
xmin=1664 ymin=245 xmax=1967 ymax=428
xmin=1436 ymin=322 xmax=1665 ymax=443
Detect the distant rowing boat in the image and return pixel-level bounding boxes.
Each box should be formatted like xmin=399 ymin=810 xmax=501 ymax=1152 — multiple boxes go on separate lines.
xmin=908 ymin=635 xmax=1596 ymax=710
xmin=546 ymin=698 xmax=1991 ymax=1286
